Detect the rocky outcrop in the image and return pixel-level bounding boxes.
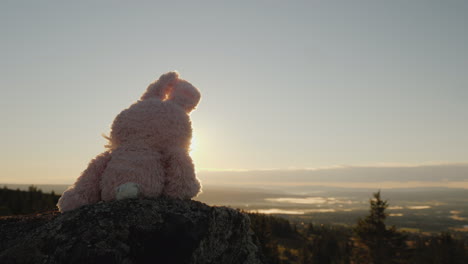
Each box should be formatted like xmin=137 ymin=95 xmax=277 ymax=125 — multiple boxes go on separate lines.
xmin=0 ymin=198 xmax=264 ymax=264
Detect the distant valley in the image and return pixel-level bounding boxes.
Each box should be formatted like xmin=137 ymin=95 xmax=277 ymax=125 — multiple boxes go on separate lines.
xmin=2 ymin=182 xmax=468 ymax=233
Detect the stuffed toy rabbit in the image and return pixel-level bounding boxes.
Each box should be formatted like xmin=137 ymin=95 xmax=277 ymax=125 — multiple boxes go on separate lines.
xmin=58 ymin=71 xmax=201 ymax=212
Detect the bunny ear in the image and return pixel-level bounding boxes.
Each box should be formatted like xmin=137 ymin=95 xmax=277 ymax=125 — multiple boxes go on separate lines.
xmin=140 ymin=71 xmax=180 ymax=101
xmin=167 ymin=80 xmax=201 ymax=113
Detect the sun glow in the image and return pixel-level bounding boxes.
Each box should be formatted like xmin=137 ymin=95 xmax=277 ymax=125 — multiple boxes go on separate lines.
xmin=190 ymin=134 xmax=197 ymax=156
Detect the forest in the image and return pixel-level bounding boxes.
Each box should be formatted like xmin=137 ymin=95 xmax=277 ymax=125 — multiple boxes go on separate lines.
xmin=1 ymin=187 xmax=467 ymax=263
xmin=0 ymin=186 xmax=59 ymax=216
xmin=247 ymin=192 xmax=468 ymax=264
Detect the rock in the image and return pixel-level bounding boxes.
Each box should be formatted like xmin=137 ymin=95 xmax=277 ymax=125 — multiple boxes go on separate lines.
xmin=0 ymin=198 xmax=264 ymax=264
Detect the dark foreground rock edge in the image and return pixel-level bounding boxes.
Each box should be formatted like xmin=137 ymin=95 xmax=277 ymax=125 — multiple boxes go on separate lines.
xmin=0 ymin=198 xmax=264 ymax=264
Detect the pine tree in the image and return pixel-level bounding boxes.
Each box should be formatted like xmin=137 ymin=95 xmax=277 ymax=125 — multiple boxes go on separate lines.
xmin=353 ymin=191 xmax=408 ymax=264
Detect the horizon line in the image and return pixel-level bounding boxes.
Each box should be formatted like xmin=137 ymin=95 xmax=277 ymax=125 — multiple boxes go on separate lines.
xmin=196 ymin=161 xmax=468 ymax=172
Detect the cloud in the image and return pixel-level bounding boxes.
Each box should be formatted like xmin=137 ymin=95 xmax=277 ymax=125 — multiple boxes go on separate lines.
xmin=197 ymin=163 xmax=468 ymax=189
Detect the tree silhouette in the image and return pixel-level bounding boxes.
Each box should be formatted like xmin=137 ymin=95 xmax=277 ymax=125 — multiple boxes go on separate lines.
xmin=353 ymin=191 xmax=408 ymax=264
xmin=0 ymin=186 xmax=60 ymax=216
xmin=410 ymin=232 xmax=468 ymax=264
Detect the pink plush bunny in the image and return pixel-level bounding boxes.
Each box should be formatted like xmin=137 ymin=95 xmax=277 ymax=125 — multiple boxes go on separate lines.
xmin=58 ymin=72 xmax=201 ymax=212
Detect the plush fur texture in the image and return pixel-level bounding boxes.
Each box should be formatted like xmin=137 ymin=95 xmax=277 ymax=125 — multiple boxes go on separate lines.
xmin=57 ymin=72 xmax=201 ymax=212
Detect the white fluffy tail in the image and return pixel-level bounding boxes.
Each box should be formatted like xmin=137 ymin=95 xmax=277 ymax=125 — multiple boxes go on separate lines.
xmin=115 ymin=182 xmax=140 ymax=200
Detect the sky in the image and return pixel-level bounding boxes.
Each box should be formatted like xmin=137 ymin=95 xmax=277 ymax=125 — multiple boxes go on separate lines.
xmin=1 ymin=1 xmax=467 ymax=185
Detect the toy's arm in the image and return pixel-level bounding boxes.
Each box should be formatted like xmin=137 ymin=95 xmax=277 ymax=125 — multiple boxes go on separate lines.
xmin=57 ymin=151 xmax=112 ymax=212
xmin=162 ymin=147 xmax=201 ymax=199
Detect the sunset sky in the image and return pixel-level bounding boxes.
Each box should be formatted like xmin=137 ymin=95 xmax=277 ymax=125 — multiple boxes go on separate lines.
xmin=1 ymin=1 xmax=467 ymax=185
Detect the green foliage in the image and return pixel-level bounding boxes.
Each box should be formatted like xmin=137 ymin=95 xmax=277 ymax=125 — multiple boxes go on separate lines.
xmin=0 ymin=185 xmax=60 ymax=216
